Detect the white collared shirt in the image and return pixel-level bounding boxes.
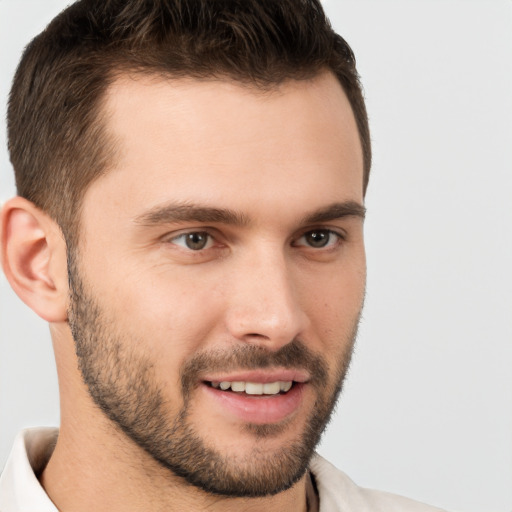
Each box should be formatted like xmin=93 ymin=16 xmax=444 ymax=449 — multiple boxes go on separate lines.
xmin=0 ymin=428 xmax=448 ymax=511
xmin=0 ymin=429 xmax=58 ymax=511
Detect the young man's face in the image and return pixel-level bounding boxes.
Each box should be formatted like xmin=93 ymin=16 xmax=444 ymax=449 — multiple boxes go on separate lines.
xmin=68 ymin=72 xmax=366 ymax=496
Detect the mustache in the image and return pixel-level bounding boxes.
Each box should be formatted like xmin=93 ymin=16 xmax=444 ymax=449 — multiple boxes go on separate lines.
xmin=181 ymin=339 xmax=329 ymax=395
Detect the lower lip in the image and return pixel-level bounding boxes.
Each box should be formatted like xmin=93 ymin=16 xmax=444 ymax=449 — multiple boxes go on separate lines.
xmin=201 ymin=383 xmax=306 ymax=424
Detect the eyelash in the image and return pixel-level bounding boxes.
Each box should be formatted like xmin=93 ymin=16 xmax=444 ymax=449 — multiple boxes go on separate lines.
xmin=168 ymin=231 xmax=216 ymax=251
xmin=293 ymin=229 xmax=345 ymax=249
xmin=166 ymin=228 xmax=346 ymax=252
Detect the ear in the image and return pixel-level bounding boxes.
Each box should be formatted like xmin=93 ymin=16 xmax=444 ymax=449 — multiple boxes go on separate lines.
xmin=1 ymin=196 xmax=69 ymax=322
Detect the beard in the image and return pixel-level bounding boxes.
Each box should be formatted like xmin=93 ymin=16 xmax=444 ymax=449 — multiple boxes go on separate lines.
xmin=67 ymin=252 xmax=360 ymax=498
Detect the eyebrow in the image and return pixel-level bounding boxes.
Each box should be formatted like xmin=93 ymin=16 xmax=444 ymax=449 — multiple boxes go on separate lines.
xmin=301 ymin=201 xmax=366 ymax=224
xmin=134 ymin=203 xmax=250 ymax=226
xmin=133 ymin=200 xmax=365 ymax=227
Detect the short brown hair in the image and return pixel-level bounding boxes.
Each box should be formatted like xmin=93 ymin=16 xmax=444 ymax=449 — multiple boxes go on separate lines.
xmin=8 ymin=0 xmax=371 ymax=244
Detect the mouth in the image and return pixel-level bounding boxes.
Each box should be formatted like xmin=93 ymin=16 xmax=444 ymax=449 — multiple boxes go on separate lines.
xmin=199 ymin=372 xmax=308 ymax=424
xmin=206 ymin=380 xmax=294 ymax=395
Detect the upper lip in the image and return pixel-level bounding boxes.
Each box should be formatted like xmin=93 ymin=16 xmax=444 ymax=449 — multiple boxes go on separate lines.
xmin=202 ymin=368 xmax=310 ymax=384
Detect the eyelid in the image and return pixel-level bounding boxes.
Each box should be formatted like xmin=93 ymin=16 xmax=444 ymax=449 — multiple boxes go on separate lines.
xmin=162 ymin=228 xmax=219 ymax=251
xmin=292 ymin=227 xmax=347 ymax=249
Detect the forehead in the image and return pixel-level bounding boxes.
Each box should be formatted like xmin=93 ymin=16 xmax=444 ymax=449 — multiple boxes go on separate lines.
xmin=86 ymin=72 xmax=363 ymax=221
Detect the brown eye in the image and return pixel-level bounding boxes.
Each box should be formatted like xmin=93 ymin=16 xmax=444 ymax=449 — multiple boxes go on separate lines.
xmin=305 ymin=230 xmax=329 ymax=247
xmin=295 ymin=230 xmax=341 ymax=249
xmin=171 ymin=232 xmax=212 ymax=250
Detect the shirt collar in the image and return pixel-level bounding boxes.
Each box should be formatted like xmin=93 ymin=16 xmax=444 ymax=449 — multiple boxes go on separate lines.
xmin=0 ymin=428 xmax=59 ymax=512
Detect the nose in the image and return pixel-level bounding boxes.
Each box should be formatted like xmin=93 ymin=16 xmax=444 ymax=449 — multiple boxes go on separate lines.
xmin=224 ymin=249 xmax=310 ymax=350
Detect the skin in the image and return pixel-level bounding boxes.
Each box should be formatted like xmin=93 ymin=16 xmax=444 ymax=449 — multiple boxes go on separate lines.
xmin=1 ymin=71 xmax=365 ymax=511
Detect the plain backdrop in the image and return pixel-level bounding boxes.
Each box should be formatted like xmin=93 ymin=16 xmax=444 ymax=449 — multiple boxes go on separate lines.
xmin=1 ymin=1 xmax=511 ymax=511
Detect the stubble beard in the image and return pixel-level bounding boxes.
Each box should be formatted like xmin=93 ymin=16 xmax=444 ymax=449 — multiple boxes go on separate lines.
xmin=67 ymin=252 xmax=361 ymax=497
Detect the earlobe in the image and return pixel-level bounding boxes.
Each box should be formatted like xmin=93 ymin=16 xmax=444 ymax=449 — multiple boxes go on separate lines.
xmin=1 ymin=197 xmax=69 ymax=323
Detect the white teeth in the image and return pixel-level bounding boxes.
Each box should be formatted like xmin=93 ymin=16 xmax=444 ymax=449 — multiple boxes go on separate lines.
xmin=245 ymin=382 xmax=263 ymax=395
xmin=210 ymin=380 xmax=293 ymax=395
xmin=231 ymin=381 xmax=245 ymax=392
xmin=280 ymin=381 xmax=292 ymax=392
xmin=263 ymin=382 xmax=281 ymax=395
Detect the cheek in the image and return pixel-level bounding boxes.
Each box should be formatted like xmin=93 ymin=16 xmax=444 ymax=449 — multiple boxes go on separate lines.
xmin=302 ymin=259 xmax=366 ymax=320
xmin=298 ymin=259 xmax=365 ymax=360
xmin=106 ymin=269 xmax=224 ymax=355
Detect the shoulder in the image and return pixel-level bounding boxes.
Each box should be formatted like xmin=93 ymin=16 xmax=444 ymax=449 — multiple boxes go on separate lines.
xmin=309 ymin=454 xmax=449 ymax=512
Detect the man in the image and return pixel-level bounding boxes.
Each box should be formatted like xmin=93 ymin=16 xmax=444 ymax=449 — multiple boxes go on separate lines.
xmin=0 ymin=1 xmax=447 ymax=510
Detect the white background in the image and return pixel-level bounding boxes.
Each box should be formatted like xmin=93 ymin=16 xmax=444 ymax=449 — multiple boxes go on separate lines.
xmin=1 ymin=1 xmax=511 ymax=511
